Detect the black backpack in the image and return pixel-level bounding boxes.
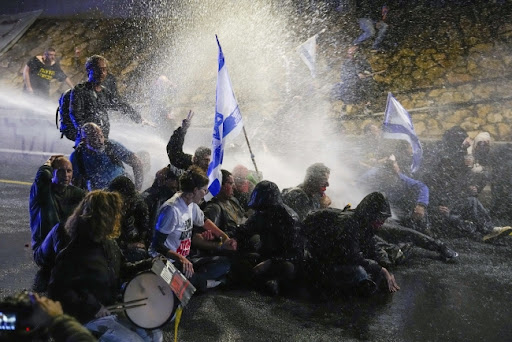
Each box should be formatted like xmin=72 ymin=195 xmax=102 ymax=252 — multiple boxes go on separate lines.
xmin=55 ymin=89 xmax=77 ymax=141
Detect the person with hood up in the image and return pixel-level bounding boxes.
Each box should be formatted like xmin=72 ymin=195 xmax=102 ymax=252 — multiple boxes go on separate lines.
xmin=302 ymin=192 xmax=400 ymax=296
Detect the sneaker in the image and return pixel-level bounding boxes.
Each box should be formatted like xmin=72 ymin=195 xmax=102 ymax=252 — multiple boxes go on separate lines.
xmin=206 ymin=280 xmax=222 ymax=289
xmin=439 ymin=245 xmax=459 ymax=262
xmin=482 ymin=226 xmax=512 ymax=242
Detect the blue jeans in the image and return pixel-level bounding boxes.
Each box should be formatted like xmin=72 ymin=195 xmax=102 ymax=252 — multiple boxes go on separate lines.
xmin=84 ymin=315 xmax=163 ymax=342
xmin=353 ymin=18 xmax=388 ymax=49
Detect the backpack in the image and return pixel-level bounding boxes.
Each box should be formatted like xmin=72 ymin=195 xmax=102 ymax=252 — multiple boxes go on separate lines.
xmin=55 ymin=89 xmax=77 ymax=141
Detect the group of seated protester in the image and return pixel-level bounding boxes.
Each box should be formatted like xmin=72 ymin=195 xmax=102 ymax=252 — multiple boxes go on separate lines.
xmin=28 ymin=115 xmax=512 ymax=340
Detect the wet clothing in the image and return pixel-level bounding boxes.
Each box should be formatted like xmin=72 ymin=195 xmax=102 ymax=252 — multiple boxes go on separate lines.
xmin=70 ymin=140 xmax=133 ymax=191
xmin=117 ymin=194 xmax=151 ymax=262
xmin=69 ymin=81 xmax=141 ymax=142
xmin=333 ymin=53 xmax=378 ymax=104
xmin=36 ymin=222 xmax=69 ymax=269
xmin=24 ymin=56 xmax=67 ymax=96
xmin=302 ymin=193 xmax=391 ymax=295
xmin=203 ymin=196 xmax=246 ymax=237
xmin=490 ymin=143 xmax=512 ymax=224
xmin=360 ymin=167 xmax=429 ymax=231
xmin=142 ymin=183 xmax=178 ymax=235
xmin=235 ymin=181 xmax=303 ymax=293
xmin=166 ymin=125 xmax=193 ymax=174
xmin=150 ymin=193 xmax=204 ymax=258
xmin=282 ymin=184 xmax=322 ymax=222
xmin=150 ymin=193 xmax=231 ymax=291
xmin=29 ymin=165 xmax=85 ymax=267
xmin=49 ymin=314 xmax=97 ymax=342
xmin=48 ymin=237 xmax=152 ymax=324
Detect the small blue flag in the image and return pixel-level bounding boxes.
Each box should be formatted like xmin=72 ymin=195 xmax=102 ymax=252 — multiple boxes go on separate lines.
xmin=206 ymin=36 xmax=244 ymax=199
xmin=382 ymin=92 xmax=423 ymax=173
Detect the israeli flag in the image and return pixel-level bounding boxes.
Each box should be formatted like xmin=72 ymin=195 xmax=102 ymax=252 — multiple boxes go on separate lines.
xmin=296 ymin=34 xmax=317 ymax=78
xmin=206 ymin=36 xmax=244 ymax=199
xmin=382 ymin=92 xmax=423 ymax=173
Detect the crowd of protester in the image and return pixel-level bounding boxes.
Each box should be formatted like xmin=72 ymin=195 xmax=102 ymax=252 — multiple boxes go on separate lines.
xmin=21 ymin=5 xmax=512 ymax=339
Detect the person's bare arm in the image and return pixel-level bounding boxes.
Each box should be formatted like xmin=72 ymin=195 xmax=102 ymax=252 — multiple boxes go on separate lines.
xmin=23 ymin=65 xmax=33 ymax=93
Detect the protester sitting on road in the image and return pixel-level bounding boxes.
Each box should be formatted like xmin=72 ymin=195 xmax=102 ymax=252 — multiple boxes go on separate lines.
xmin=468 ymin=132 xmax=492 ymax=199
xmin=108 ymin=176 xmax=150 ymax=262
xmin=23 ymin=47 xmax=74 ymax=97
xmin=142 ymin=165 xmax=180 ymax=233
xmin=149 ymin=166 xmax=236 ymax=291
xmin=422 ymin=126 xmax=493 ymax=237
xmin=48 ymin=190 xmax=162 ymax=341
xmin=232 ymin=164 xmax=260 ymax=211
xmin=359 ymin=155 xmax=459 ymax=261
xmin=166 ymin=110 xmax=211 ymax=175
xmin=69 ymin=55 xmax=142 ymax=145
xmin=29 ymin=155 xmax=85 ymax=268
xmin=70 ymin=122 xmax=143 ymax=191
xmin=302 ymin=192 xmax=400 ymax=297
xmin=282 ymin=163 xmax=332 ymax=222
xmin=202 ymin=169 xmax=247 ymax=238
xmin=235 ymin=180 xmax=303 ymax=296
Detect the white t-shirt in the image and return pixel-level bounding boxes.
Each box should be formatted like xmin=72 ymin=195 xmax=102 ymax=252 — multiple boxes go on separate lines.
xmin=151 ymin=193 xmax=205 ymax=259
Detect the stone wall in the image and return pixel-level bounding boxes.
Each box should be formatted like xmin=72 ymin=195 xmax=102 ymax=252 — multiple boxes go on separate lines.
xmin=2 ymin=3 xmax=512 ymax=140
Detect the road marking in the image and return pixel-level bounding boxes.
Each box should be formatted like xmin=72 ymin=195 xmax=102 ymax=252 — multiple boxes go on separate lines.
xmin=0 ymin=148 xmax=68 ymax=156
xmin=0 ymin=179 xmax=31 ymax=186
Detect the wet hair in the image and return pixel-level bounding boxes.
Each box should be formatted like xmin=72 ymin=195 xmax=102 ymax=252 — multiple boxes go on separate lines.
xmin=221 ymin=169 xmax=232 ymax=185
xmin=44 ymin=47 xmax=56 ymax=54
xmin=193 ymin=146 xmax=211 ymax=161
xmin=81 ymin=122 xmax=101 ymax=138
xmin=304 ymin=163 xmax=330 ymax=184
xmin=65 ymin=190 xmax=123 ymax=242
xmin=50 ymin=156 xmax=71 ymax=170
xmin=85 ymin=55 xmax=107 ymax=71
xmin=108 ymin=175 xmax=136 ymax=199
xmin=248 ymin=180 xmax=283 ymax=210
xmin=442 ymin=126 xmax=467 ymax=149
xmin=179 ymin=165 xmax=209 ymax=193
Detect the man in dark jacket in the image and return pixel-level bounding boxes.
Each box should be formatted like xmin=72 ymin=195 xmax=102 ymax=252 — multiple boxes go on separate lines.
xmin=69 ymin=55 xmax=141 ymax=145
xmin=29 ymin=155 xmax=85 ymax=267
xmin=353 ymin=1 xmax=390 ymax=51
xmin=282 ymin=163 xmax=331 ymax=222
xmin=166 ymin=110 xmax=211 ymax=175
xmin=302 ymin=192 xmax=400 ymax=296
xmin=203 ymin=170 xmax=246 ymax=237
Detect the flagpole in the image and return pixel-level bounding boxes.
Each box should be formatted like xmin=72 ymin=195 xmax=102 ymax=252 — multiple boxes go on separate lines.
xmin=242 ymin=126 xmax=259 ymax=175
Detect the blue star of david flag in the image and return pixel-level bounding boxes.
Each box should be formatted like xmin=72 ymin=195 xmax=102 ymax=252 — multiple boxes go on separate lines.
xmin=206 ymin=36 xmax=244 ymax=199
xmin=382 ymin=92 xmax=423 ymax=173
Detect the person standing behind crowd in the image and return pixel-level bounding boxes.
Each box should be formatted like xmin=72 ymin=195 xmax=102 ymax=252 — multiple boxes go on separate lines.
xmin=150 ymin=166 xmax=236 ymax=291
xmin=23 ymin=47 xmax=74 ymax=97
xmin=29 ymin=155 xmax=85 ymax=267
xmin=48 ymin=190 xmax=163 ymax=342
xmin=353 ymin=1 xmax=390 ymax=52
xmin=69 ymin=55 xmax=141 ymax=145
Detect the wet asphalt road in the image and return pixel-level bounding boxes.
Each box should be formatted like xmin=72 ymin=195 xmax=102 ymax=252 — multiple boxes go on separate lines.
xmin=1 ymin=109 xmax=512 ymax=341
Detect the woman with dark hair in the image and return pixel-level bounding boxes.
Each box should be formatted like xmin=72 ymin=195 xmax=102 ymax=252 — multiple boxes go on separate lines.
xmin=149 ymin=166 xmax=236 ymax=291
xmin=236 ymin=180 xmax=303 ymax=296
xmin=108 ymin=175 xmax=150 ymax=262
xmin=48 ymin=190 xmax=162 ymax=342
